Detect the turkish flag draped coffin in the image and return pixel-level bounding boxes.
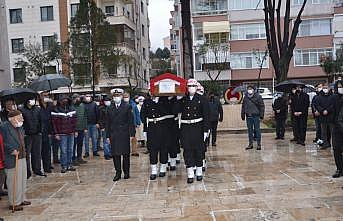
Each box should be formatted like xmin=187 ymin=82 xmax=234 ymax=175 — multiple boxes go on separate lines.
xmin=150 ymin=73 xmax=187 ymax=96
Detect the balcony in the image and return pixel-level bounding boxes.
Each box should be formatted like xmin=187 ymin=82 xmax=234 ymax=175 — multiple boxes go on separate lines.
xmin=106 ymin=14 xmax=135 ymax=30
xmin=121 ymin=0 xmax=133 ymax=4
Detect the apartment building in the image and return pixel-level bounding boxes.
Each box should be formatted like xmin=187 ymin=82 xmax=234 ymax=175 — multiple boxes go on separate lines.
xmin=0 ymin=0 xmax=11 ymax=90
xmin=2 ymin=0 xmax=150 ymax=91
xmin=169 ymin=0 xmax=183 ymax=77
xmin=171 ymin=0 xmax=343 ymax=87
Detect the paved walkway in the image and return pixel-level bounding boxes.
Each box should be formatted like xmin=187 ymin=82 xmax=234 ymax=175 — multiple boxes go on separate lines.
xmin=1 ymin=132 xmax=342 ymax=220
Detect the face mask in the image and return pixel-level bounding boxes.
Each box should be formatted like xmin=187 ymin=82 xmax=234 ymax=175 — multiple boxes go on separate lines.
xmin=43 ymin=97 xmax=52 ymax=103
xmin=123 ymin=98 xmax=130 ymax=103
xmin=28 ymin=99 xmax=35 ymax=106
xmin=113 ymin=96 xmax=122 ymax=104
xmin=338 ymin=88 xmax=343 ymax=95
xmin=11 ymin=105 xmax=17 ymax=110
xmin=95 ymin=102 xmax=100 ymax=106
xmin=85 ymin=97 xmax=91 ymax=102
xmin=139 ymin=101 xmax=143 ymax=106
xmin=317 ymin=87 xmax=322 ymax=92
xmin=104 ymin=101 xmax=111 ymax=106
xmin=247 ymin=89 xmax=254 ymax=95
xmin=292 ymin=89 xmax=296 ymax=94
xmin=188 ymin=87 xmax=197 ymax=95
xmin=323 ymin=88 xmax=329 ymax=94
xmin=135 ymin=98 xmax=139 ymax=103
xmin=16 ymin=121 xmax=23 ymax=128
xmin=152 ymin=97 xmax=159 ymax=103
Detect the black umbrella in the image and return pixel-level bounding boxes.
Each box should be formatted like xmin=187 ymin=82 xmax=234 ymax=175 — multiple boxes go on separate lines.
xmin=275 ymin=80 xmax=305 ymax=93
xmin=29 ymin=74 xmax=72 ymax=92
xmin=0 ymin=88 xmax=38 ymax=104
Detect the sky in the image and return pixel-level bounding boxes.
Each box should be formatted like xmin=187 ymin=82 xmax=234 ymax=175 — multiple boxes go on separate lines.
xmin=148 ymin=0 xmax=174 ymax=51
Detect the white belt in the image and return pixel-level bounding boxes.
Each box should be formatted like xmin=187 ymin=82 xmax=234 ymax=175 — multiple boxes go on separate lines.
xmin=147 ymin=115 xmax=174 ymax=123
xmin=180 ymin=118 xmax=203 ymax=124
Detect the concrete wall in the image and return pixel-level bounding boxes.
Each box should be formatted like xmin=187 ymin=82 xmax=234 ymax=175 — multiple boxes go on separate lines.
xmin=0 ymin=0 xmax=11 ymax=90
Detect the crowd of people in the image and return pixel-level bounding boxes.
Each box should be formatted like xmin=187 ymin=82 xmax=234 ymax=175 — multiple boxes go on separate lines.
xmin=0 ymin=78 xmax=224 ymax=213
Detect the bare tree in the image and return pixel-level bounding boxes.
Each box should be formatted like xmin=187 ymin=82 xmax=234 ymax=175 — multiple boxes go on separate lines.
xmin=262 ymin=0 xmax=307 ymax=83
xmin=253 ymin=48 xmax=269 ymax=88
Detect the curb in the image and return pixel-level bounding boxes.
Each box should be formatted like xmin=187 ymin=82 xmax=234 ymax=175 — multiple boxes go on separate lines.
xmin=218 ymin=127 xmax=316 ymax=134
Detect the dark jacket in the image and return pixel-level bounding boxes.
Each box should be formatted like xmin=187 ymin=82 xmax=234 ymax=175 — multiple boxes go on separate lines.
xmin=106 ymin=102 xmax=135 ymax=155
xmin=98 ymin=105 xmax=108 ymax=129
xmin=51 ymin=104 xmax=77 ymax=135
xmin=40 ymin=102 xmax=54 ymax=135
xmin=241 ymin=93 xmax=265 ymax=120
xmin=273 ymin=96 xmax=288 ymax=119
xmin=20 ymin=105 xmax=42 ymax=135
xmin=0 ymin=131 xmax=4 ymax=169
xmin=208 ymin=97 xmax=223 ymax=122
xmin=74 ymin=103 xmax=88 ymax=131
xmin=311 ymin=94 xmax=320 ymax=115
xmin=0 ymin=121 xmax=25 ymax=169
xmin=313 ymin=92 xmax=334 ymax=123
xmin=332 ymin=94 xmax=343 ymax=151
xmin=290 ymin=92 xmax=310 ymax=116
xmin=129 ymin=99 xmax=141 ymax=127
xmin=84 ymin=101 xmax=99 ymax=125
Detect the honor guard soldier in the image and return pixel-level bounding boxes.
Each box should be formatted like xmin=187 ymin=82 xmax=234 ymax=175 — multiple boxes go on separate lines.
xmin=165 ymin=96 xmax=179 ymax=171
xmin=140 ymin=95 xmax=174 ymax=180
xmin=106 ymin=88 xmax=135 ymax=182
xmin=174 ymin=79 xmax=210 ymax=183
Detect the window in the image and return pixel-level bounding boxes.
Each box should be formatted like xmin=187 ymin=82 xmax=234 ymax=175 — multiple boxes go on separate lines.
xmin=143 ymin=48 xmax=146 ymax=60
xmin=142 ymin=24 xmax=145 ymax=37
xmin=11 ymin=38 xmax=24 ymax=53
xmin=295 ymin=48 xmax=333 ymax=66
xmin=71 ymin=4 xmax=79 ymax=18
xmin=42 ymin=36 xmax=55 ymax=51
xmin=298 ymin=19 xmax=332 ymax=37
xmin=9 ymin=9 xmax=22 ymax=24
xmin=229 ymin=0 xmax=263 ymax=10
xmin=41 ymin=6 xmax=53 ymax=21
xmin=193 ymin=23 xmax=204 ymax=41
xmin=192 ymin=0 xmax=228 ymax=15
xmin=44 ymin=66 xmax=56 ymax=74
xmin=204 ymin=32 xmax=229 ymax=44
xmin=231 ymin=23 xmax=266 ymax=40
xmin=293 ymin=0 xmax=332 ymax=5
xmin=141 ymin=1 xmax=144 ymax=14
xmin=13 ymin=68 xmax=26 ymax=83
xmin=231 ymin=52 xmax=268 ymax=69
xmin=105 ymin=6 xmax=115 ymax=16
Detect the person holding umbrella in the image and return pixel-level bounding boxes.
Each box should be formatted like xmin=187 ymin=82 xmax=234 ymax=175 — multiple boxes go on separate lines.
xmin=272 ymin=93 xmax=288 ymax=140
xmin=1 ymin=110 xmax=31 ymax=211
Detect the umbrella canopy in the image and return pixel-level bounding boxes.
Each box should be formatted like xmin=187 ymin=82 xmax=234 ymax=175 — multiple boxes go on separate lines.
xmin=29 ymin=74 xmax=72 ymax=92
xmin=0 ymin=88 xmax=38 ymax=104
xmin=275 ymin=80 xmax=305 ymax=93
xmin=231 ymin=85 xmax=247 ymax=95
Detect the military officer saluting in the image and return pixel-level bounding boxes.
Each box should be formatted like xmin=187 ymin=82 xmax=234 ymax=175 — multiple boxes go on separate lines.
xmin=140 ymin=95 xmax=174 ymax=180
xmin=174 ymin=79 xmax=210 ymax=183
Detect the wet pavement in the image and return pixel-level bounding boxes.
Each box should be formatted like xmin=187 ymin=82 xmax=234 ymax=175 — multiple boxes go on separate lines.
xmin=1 ymin=132 xmax=343 ymax=221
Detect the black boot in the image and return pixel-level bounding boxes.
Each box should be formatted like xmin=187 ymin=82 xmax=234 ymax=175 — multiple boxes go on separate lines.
xmin=150 ymin=174 xmax=157 ymax=180
xmin=113 ymin=173 xmax=121 ymax=182
xmin=187 ymin=178 xmax=194 ymax=184
xmin=332 ymin=171 xmax=342 ymax=178
xmin=169 ymin=166 xmax=176 ymax=171
xmin=245 ymin=143 xmax=253 ymax=150
xmin=196 ymin=176 xmax=203 ymax=181
xmin=124 ymin=174 xmax=130 ymax=179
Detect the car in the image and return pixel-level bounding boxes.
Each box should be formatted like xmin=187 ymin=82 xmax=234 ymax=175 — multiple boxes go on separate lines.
xmin=258 ymin=87 xmax=273 ymax=99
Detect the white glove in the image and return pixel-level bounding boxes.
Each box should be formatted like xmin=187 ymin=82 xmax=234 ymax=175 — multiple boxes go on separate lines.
xmin=168 ymin=96 xmax=173 ymax=100
xmin=177 ymin=96 xmax=183 ymax=100
xmin=204 ymin=132 xmax=208 ymax=142
xmin=143 ymin=132 xmax=147 ymax=139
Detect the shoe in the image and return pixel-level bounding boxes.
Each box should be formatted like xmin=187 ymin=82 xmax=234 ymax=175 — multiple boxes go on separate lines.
xmin=332 ymin=171 xmax=342 ymax=178
xmin=159 ymin=172 xmax=166 ymax=177
xmin=113 ymin=173 xmax=121 ymax=182
xmin=131 ymin=153 xmax=139 ymax=157
xmin=53 ymin=160 xmax=60 ymax=164
xmin=83 ymin=153 xmax=89 ymax=158
xmin=93 ymin=152 xmax=100 ymax=157
xmin=67 ymin=166 xmax=76 ymax=171
xmin=245 ymin=144 xmax=253 ymax=150
xmin=61 ymin=168 xmax=67 ymax=173
xmin=8 ymin=205 xmax=23 ymax=211
xmin=27 ymin=171 xmax=32 ymax=179
xmin=143 ymin=150 xmax=149 ymax=154
xmin=187 ymin=178 xmax=194 ymax=184
xmin=169 ymin=166 xmax=176 ymax=171
xmin=212 ymin=143 xmax=217 ymax=147
xmin=73 ymin=161 xmax=80 ymax=166
xmin=150 ymin=174 xmax=157 ymax=180
xmin=275 ymin=137 xmax=281 ymax=140
xmin=299 ymin=142 xmax=305 ymax=146
xmin=257 ymin=144 xmax=262 ymax=150
xmin=50 ymin=166 xmax=54 ymax=169
xmin=44 ymin=169 xmax=52 ymax=173
xmin=176 ymin=160 xmax=181 ymax=164
xmin=20 ymin=201 xmax=31 ymax=206
xmin=104 ymin=156 xmax=111 ymax=160
xmin=196 ymin=176 xmax=203 ymax=181
xmin=78 ymin=159 xmax=87 ymax=164
xmin=280 ymin=137 xmax=285 ymax=140
xmin=202 ymin=167 xmax=206 ymax=172
xmin=0 ymin=191 xmax=7 ymax=197
xmin=290 ymin=138 xmax=297 ymax=142
xmin=34 ymin=172 xmax=47 ymax=177
xmin=124 ymin=174 xmax=130 ymax=179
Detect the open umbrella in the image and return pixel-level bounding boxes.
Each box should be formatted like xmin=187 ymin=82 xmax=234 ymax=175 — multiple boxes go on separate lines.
xmin=0 ymin=88 xmax=38 ymax=104
xmin=29 ymin=74 xmax=72 ymax=92
xmin=275 ymin=80 xmax=305 ymax=93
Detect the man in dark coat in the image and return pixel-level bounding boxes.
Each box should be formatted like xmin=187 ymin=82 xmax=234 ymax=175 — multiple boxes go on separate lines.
xmin=174 ymin=79 xmax=210 ymax=184
xmin=290 ymin=85 xmax=310 ymax=146
xmin=313 ymin=83 xmax=334 ymax=149
xmin=207 ymin=92 xmax=223 ymax=147
xmin=272 ymin=93 xmax=288 ymax=140
xmin=106 ymin=89 xmax=135 ymax=181
xmin=20 ymin=98 xmax=45 ymax=177
xmin=83 ymin=94 xmax=100 ymax=157
xmin=312 ymin=84 xmax=323 ymax=144
xmin=99 ymin=97 xmax=112 ymax=160
xmin=141 ymin=95 xmax=173 ymax=180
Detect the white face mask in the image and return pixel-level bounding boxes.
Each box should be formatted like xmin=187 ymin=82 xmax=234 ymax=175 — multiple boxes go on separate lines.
xmin=85 ymin=97 xmax=91 ymax=102
xmin=95 ymin=102 xmax=100 ymax=106
xmin=188 ymin=86 xmax=197 ymax=95
xmin=338 ymin=88 xmax=343 ymax=95
xmin=104 ymin=101 xmax=111 ymax=106
xmin=28 ymin=99 xmax=36 ymax=106
xmin=292 ymin=89 xmax=296 ymax=94
xmin=113 ymin=96 xmax=122 ymax=104
xmin=43 ymin=97 xmax=52 ymax=103
xmin=152 ymin=97 xmax=159 ymax=103
xmin=138 ymin=101 xmax=144 ymax=106
xmin=16 ymin=121 xmax=23 ymax=128
xmin=323 ymin=88 xmax=329 ymax=94
xmin=123 ymin=98 xmax=130 ymax=103
xmin=135 ymin=98 xmax=139 ymax=103
xmin=247 ymin=89 xmax=254 ymax=95
xmin=317 ymin=87 xmax=322 ymax=92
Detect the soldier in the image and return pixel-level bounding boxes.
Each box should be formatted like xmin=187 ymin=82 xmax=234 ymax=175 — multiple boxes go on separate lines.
xmin=106 ymin=89 xmax=135 ymax=181
xmin=174 ymin=79 xmax=209 ymax=183
xmin=165 ymin=96 xmax=179 ymax=171
xmin=140 ymin=95 xmax=174 ymax=180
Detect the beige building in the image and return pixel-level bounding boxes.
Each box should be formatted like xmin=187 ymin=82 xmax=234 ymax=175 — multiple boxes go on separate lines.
xmin=0 ymin=0 xmax=11 ymax=90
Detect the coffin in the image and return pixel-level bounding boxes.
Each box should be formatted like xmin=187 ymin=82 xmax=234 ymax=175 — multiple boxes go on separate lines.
xmin=150 ymin=73 xmax=187 ymax=96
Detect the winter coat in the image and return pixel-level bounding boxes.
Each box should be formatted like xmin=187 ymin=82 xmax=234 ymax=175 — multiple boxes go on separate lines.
xmin=20 ymin=105 xmax=42 ymax=135
xmin=74 ymin=103 xmax=88 ymax=131
xmin=313 ymin=92 xmax=335 ymax=123
xmin=40 ymin=103 xmax=54 ymax=135
xmin=332 ymin=94 xmax=343 ymax=151
xmin=51 ymin=105 xmax=77 ymax=135
xmin=290 ymin=92 xmax=310 ymax=117
xmin=84 ymin=102 xmax=99 ymax=125
xmin=98 ymin=105 xmax=108 ymax=129
xmin=0 ymin=131 xmax=4 ymax=169
xmin=106 ymin=102 xmax=135 ymax=156
xmin=208 ymin=97 xmax=223 ymax=122
xmin=272 ymin=97 xmax=288 ymax=119
xmin=241 ymin=93 xmax=265 ymax=120
xmin=129 ymin=100 xmax=141 ymax=127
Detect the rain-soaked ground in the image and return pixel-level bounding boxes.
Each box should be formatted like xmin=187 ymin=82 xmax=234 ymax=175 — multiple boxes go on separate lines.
xmin=1 ymin=132 xmax=343 ymax=221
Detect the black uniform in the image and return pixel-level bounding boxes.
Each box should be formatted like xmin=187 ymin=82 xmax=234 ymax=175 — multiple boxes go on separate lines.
xmin=332 ymin=93 xmax=343 ymax=175
xmin=140 ymin=98 xmax=171 ymax=165
xmin=272 ymin=96 xmax=288 ymax=139
xmin=174 ymin=94 xmax=209 ymax=168
xmin=164 ymin=97 xmax=179 ymax=161
xmin=290 ymin=91 xmax=310 ymax=144
xmin=106 ymin=102 xmax=135 ymax=177
xmin=207 ymin=96 xmax=223 ymax=146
